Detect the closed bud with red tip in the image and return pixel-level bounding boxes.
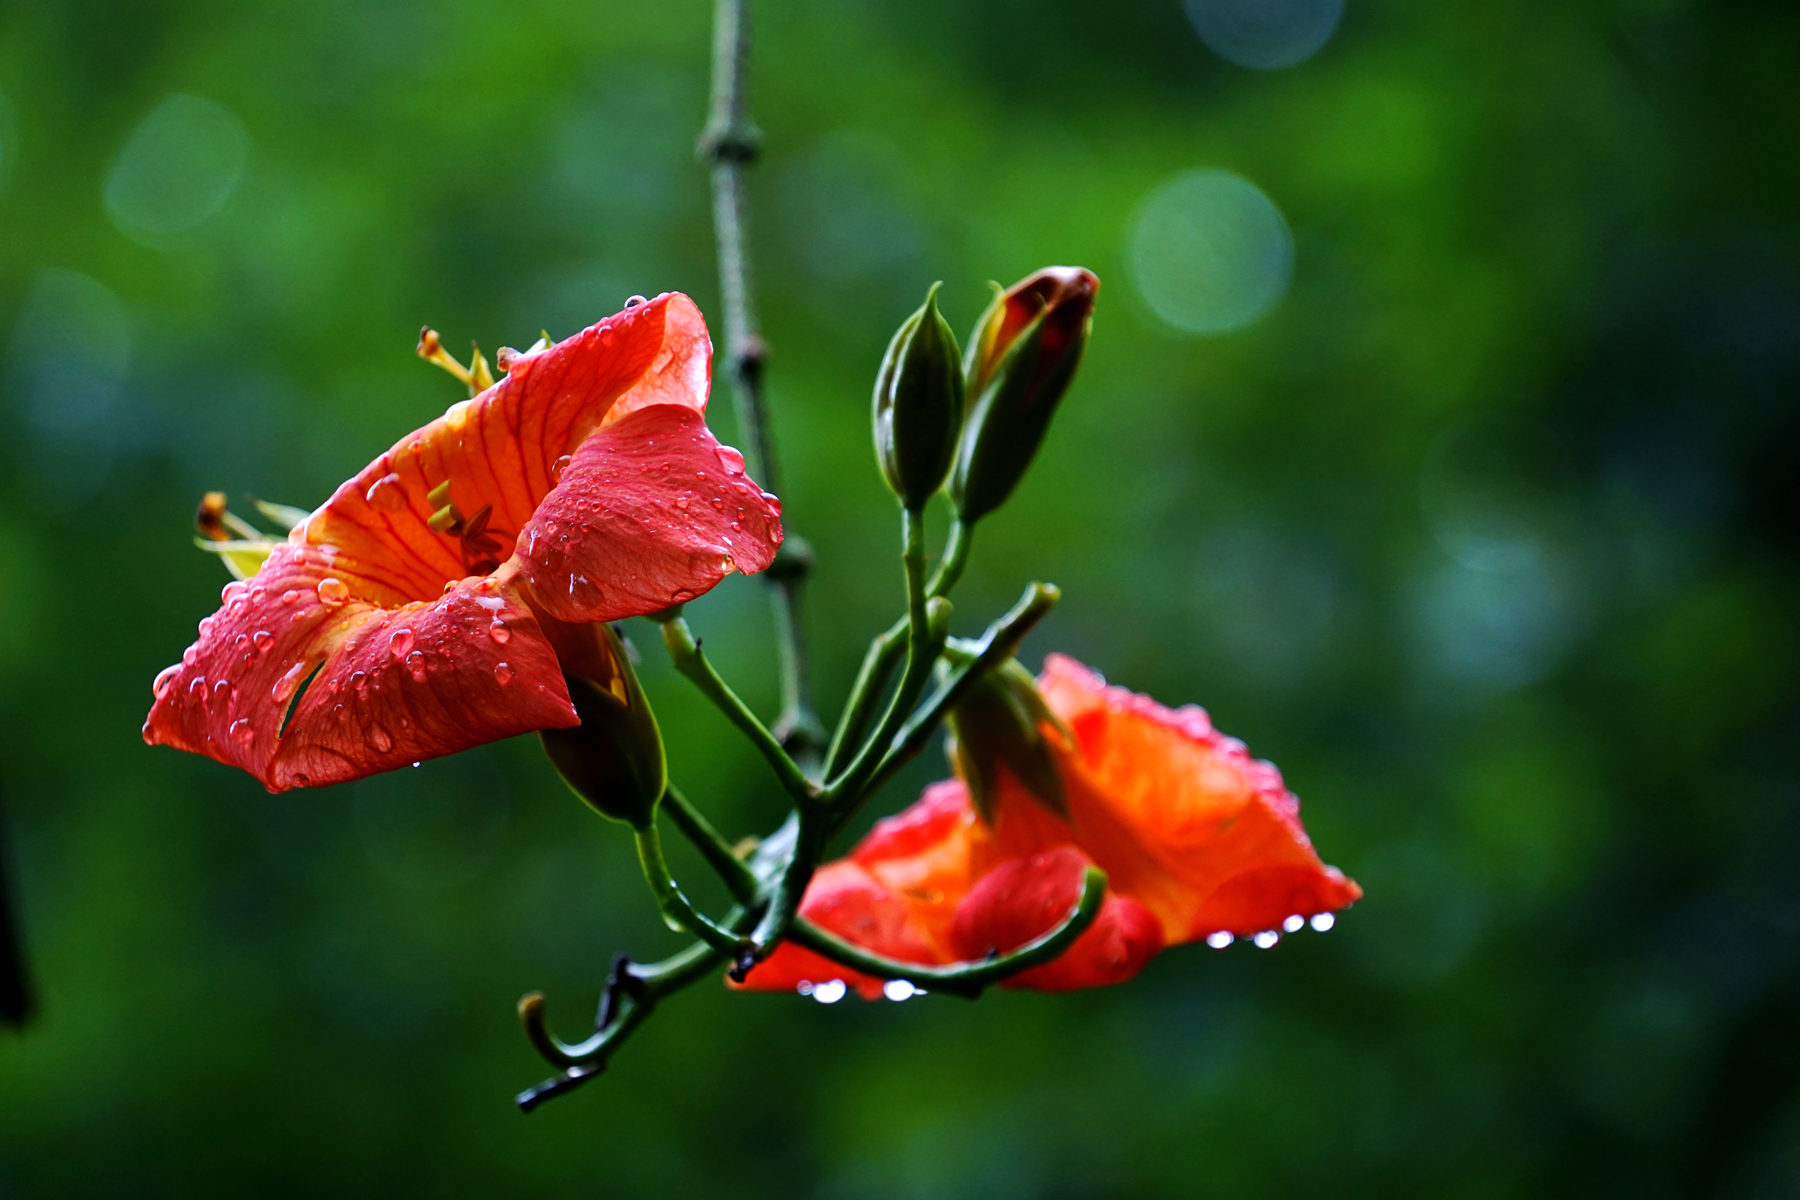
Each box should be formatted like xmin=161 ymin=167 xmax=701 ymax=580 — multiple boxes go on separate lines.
xmin=951 ymin=267 xmax=1098 ymax=523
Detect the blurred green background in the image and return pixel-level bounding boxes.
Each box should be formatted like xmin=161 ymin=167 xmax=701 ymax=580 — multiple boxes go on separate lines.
xmin=2 ymin=0 xmax=1797 ymax=1194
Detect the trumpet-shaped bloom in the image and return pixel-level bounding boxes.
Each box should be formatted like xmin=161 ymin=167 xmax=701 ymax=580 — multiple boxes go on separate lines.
xmin=742 ymin=654 xmax=1360 ymax=996
xmin=144 ymin=293 xmax=782 ymax=791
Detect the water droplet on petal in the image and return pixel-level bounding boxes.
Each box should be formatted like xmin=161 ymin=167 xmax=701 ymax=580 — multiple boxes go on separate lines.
xmin=405 ymin=649 xmax=427 ymax=682
xmin=281 ymin=589 xmax=301 ymax=606
xmin=669 ymin=588 xmax=695 ymax=604
xmin=230 ymin=718 xmax=255 ymax=745
xmin=494 ymin=661 xmax=513 ymax=686
xmin=350 ymin=669 xmax=368 ymax=694
xmin=881 ymin=979 xmax=917 ymax=1002
xmin=388 ymin=628 xmax=415 ymax=660
xmin=182 ymin=645 xmax=199 ymax=667
xmin=623 ymin=294 xmax=647 ymax=308
xmin=316 ymin=577 xmax=348 ymax=606
xmin=717 ymin=446 xmax=746 ymax=475
xmin=1206 ymin=931 xmax=1234 ymax=949
xmin=709 ymin=497 xmax=725 ymax=511
xmin=365 ymin=472 xmax=405 ymax=511
xmin=251 ymin=630 xmax=274 ymax=653
xmin=370 ymin=726 xmax=394 ymax=753
xmin=811 ymin=979 xmax=847 ymax=1005
xmin=211 ymin=678 xmax=233 ymax=703
xmin=271 ymin=660 xmax=310 ymax=704
xmin=188 ymin=676 xmax=209 ymax=701
xmin=551 ymin=454 xmax=572 ymax=483
xmin=1310 ymin=912 xmax=1336 ymax=933
xmin=674 ymin=496 xmax=689 ymax=509
xmin=152 ymin=665 xmax=180 ymax=699
xmin=488 ymin=619 xmax=510 ymax=644
xmin=1282 ymin=913 xmax=1306 ymax=934
xmin=1252 ymin=930 xmax=1280 ymax=949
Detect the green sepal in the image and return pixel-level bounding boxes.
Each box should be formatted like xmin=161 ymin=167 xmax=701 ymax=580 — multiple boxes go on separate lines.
xmin=945 ymin=659 xmax=1067 ymax=824
xmin=194 ymin=536 xmax=278 ymax=581
xmin=538 ymin=626 xmax=668 ymax=829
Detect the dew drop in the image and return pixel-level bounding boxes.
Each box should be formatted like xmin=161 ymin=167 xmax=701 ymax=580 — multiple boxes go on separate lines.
xmin=623 ymin=294 xmax=647 ymax=308
xmin=1252 ymin=930 xmax=1280 ymax=949
xmin=811 ymin=979 xmax=847 ymax=1005
xmin=183 ymin=645 xmax=199 ymax=667
xmin=270 ymin=660 xmax=310 ymax=704
xmin=281 ymin=589 xmax=301 ymax=606
xmin=881 ymin=979 xmax=918 ymax=1002
xmin=494 ymin=661 xmax=513 ymax=686
xmin=188 ymin=676 xmax=208 ymax=701
xmin=370 ymin=727 xmax=394 ymax=753
xmin=211 ymin=678 xmax=233 ymax=703
xmin=152 ymin=665 xmax=180 ymax=700
xmin=1281 ymin=913 xmax=1306 ymax=934
xmin=487 ymin=619 xmax=511 ymax=644
xmin=234 ymin=633 xmax=250 ymax=652
xmin=718 ymin=446 xmax=746 ymax=475
xmin=316 ymin=577 xmax=348 ymax=606
xmin=551 ymin=454 xmax=572 ymax=483
xmin=350 ymin=669 xmax=368 ymax=694
xmin=1310 ymin=912 xmax=1336 ymax=933
xmin=230 ymin=717 xmax=255 ymax=746
xmin=1205 ymin=931 xmax=1234 ymax=949
xmin=674 ymin=496 xmax=689 ymax=510
xmin=388 ymin=628 xmax=415 ymax=660
xmin=708 ymin=497 xmax=725 ymax=511
xmin=365 ymin=472 xmax=405 ymax=511
xmin=251 ymin=629 xmax=274 ymax=653
xmin=405 ymin=649 xmax=427 ymax=682
xmin=669 ymin=588 xmax=695 ymax=604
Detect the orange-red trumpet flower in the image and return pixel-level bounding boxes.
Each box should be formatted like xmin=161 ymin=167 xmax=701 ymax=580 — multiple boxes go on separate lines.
xmin=741 ymin=654 xmax=1360 ymax=996
xmin=144 ymin=293 xmax=781 ymax=792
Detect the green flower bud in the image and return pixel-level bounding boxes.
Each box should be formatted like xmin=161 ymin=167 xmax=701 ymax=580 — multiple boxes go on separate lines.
xmin=873 ymin=282 xmax=964 ymax=510
xmin=945 ymin=659 xmax=1070 ymax=824
xmin=539 ymin=624 xmax=666 ymax=828
xmin=950 ymin=267 xmax=1099 ymax=524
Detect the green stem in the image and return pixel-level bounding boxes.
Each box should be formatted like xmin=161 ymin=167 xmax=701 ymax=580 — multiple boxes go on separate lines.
xmin=635 ymin=823 xmax=748 ymax=957
xmin=698 ymin=0 xmax=824 ymax=763
xmin=662 ymin=785 xmax=761 ymax=904
xmin=789 ymin=866 xmax=1108 ymax=998
xmin=822 ymin=517 xmax=972 ymax=777
xmin=516 ymin=920 xmax=743 ymax=1110
xmin=834 ymin=581 xmax=1060 ymax=836
xmin=658 ymin=615 xmax=818 ymax=806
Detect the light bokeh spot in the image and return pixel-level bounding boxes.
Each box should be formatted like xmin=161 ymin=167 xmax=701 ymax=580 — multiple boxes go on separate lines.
xmin=8 ymin=269 xmax=133 ymax=438
xmin=103 ymin=93 xmax=247 ymax=240
xmin=1129 ymin=168 xmax=1294 ymax=334
xmin=1183 ymin=0 xmax=1347 ymax=70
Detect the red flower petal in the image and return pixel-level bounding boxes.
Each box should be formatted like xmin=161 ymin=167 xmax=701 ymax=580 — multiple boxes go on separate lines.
xmin=732 ymin=861 xmax=945 ymax=1000
xmin=949 ymin=845 xmax=1164 ymax=992
xmin=298 ymin=293 xmax=711 ymax=607
xmin=1029 ymin=653 xmax=1362 ymax=941
xmin=143 ymin=545 xmax=575 ymax=792
xmin=515 ymin=404 xmax=782 ymax=623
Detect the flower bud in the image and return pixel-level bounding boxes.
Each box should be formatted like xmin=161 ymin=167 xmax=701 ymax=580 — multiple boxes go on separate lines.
xmin=944 ymin=659 xmax=1069 ymax=824
xmin=872 ymin=283 xmax=964 ymax=509
xmin=538 ymin=624 xmax=666 ymax=828
xmin=950 ymin=267 xmax=1099 ymax=523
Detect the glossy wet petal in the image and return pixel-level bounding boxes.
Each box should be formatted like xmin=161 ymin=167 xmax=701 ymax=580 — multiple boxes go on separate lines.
xmin=949 ymin=845 xmax=1164 ymax=992
xmin=143 ymin=546 xmax=575 ymax=791
xmin=733 ymin=861 xmax=946 ymax=1000
xmin=516 ymin=404 xmax=782 ymax=623
xmin=1032 ymin=653 xmax=1361 ymax=941
xmin=296 ymin=292 xmax=712 ymax=606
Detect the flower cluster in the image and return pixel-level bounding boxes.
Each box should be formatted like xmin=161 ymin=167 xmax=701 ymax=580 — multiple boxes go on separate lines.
xmin=143 ymin=267 xmax=1360 ymax=1106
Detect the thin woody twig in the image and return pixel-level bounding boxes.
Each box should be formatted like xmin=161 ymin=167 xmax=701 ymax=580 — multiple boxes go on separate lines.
xmin=698 ymin=0 xmax=825 ymax=764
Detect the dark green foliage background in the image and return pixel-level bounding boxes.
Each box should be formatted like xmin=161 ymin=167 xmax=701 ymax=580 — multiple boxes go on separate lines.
xmin=2 ymin=1 xmax=1796 ymax=1195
